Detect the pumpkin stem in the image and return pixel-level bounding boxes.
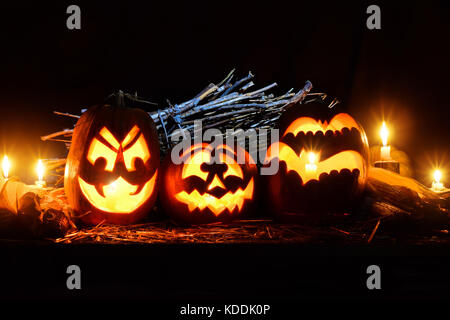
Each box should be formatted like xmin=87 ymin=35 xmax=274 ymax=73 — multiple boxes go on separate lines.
xmin=104 ymin=90 xmax=158 ymax=110
xmin=116 ymin=90 xmax=125 ymax=108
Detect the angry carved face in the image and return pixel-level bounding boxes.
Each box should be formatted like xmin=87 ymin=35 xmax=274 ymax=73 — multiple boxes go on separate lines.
xmin=78 ymin=125 xmax=157 ymax=214
xmin=64 ymin=104 xmax=160 ymax=225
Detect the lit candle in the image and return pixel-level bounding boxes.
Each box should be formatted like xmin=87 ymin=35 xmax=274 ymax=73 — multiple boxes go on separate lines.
xmin=305 ymin=152 xmax=317 ymax=173
xmin=2 ymin=155 xmax=10 ymax=179
xmin=431 ymin=169 xmax=444 ymax=192
xmin=380 ymin=121 xmax=391 ymax=160
xmin=35 ymin=159 xmax=46 ymax=188
xmin=374 ymin=121 xmax=399 ymax=173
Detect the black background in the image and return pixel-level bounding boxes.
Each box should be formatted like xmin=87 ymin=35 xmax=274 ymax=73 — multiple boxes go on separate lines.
xmin=1 ymin=242 xmax=450 ymax=305
xmin=0 ymin=0 xmax=448 ymax=184
xmin=0 ymin=0 xmax=449 ymax=306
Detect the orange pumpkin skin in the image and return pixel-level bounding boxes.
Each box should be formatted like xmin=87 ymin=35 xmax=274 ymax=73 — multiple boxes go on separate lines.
xmin=264 ymin=101 xmax=369 ymax=223
xmin=160 ymin=143 xmax=258 ymax=225
xmin=64 ymin=103 xmax=160 ymax=225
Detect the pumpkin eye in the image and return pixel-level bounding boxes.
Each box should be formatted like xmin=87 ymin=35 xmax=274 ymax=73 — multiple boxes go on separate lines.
xmin=182 ymin=163 xmax=208 ymax=181
xmin=182 ymin=151 xmax=210 ymax=181
xmin=86 ymin=137 xmax=118 ymax=172
xmin=327 ymin=113 xmax=359 ymax=131
xmin=223 ymin=164 xmax=243 ymax=179
xmin=122 ymin=133 xmax=150 ymax=171
xmin=221 ymin=154 xmax=243 ymax=179
xmin=283 ymin=117 xmax=326 ymax=136
xmin=121 ymin=125 xmax=140 ymax=148
xmin=99 ymin=126 xmax=121 ymax=149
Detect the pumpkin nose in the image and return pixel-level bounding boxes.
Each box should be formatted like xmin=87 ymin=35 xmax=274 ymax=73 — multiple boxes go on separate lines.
xmin=208 ymin=175 xmax=225 ymax=190
xmin=116 ymin=147 xmax=124 ymax=163
xmin=113 ymin=147 xmax=127 ymax=173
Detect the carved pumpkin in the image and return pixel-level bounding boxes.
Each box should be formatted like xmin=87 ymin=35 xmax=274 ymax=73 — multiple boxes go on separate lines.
xmin=64 ymin=101 xmax=160 ymax=225
xmin=160 ymin=143 xmax=258 ymax=224
xmin=264 ymin=101 xmax=369 ymax=222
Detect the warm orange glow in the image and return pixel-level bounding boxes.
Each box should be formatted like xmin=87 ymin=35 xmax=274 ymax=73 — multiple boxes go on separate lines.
xmin=2 ymin=155 xmax=10 ymax=179
xmin=175 ymin=143 xmax=255 ymax=216
xmin=434 ymin=169 xmax=442 ymax=183
xmin=283 ymin=113 xmax=359 ymax=137
xmin=181 ymin=146 xmax=245 ymax=181
xmin=87 ymin=138 xmax=118 ymax=171
xmin=123 ymin=133 xmax=150 ymax=171
xmin=380 ymin=121 xmax=389 ymax=147
xmin=208 ymin=175 xmax=226 ymax=190
xmin=308 ymin=152 xmax=316 ymax=164
xmin=78 ymin=170 xmax=157 ymax=213
xmin=305 ymin=152 xmax=318 ymax=172
xmin=182 ymin=150 xmax=211 ymax=180
xmin=37 ymin=159 xmax=45 ymax=181
xmin=99 ymin=127 xmax=120 ymax=150
xmin=175 ymin=178 xmax=254 ymax=216
xmin=431 ymin=169 xmax=445 ymax=192
xmin=265 ymin=142 xmax=364 ymax=184
xmin=81 ymin=126 xmax=155 ymax=213
xmin=122 ymin=125 xmax=140 ymax=148
xmin=87 ymin=126 xmax=150 ymax=172
xmin=218 ymin=152 xmax=243 ymax=179
xmin=223 ymin=162 xmax=243 ymax=179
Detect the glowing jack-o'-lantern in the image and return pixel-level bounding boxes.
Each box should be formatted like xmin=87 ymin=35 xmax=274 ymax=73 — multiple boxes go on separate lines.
xmin=64 ymin=102 xmax=160 ymax=225
xmin=264 ymin=101 xmax=369 ymax=222
xmin=160 ymin=143 xmax=258 ymax=224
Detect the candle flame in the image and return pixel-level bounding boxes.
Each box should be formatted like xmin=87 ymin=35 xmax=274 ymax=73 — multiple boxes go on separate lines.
xmin=2 ymin=155 xmax=10 ymax=179
xmin=380 ymin=121 xmax=389 ymax=147
xmin=37 ymin=159 xmax=45 ymax=181
xmin=308 ymin=152 xmax=316 ymax=164
xmin=434 ymin=169 xmax=442 ymax=184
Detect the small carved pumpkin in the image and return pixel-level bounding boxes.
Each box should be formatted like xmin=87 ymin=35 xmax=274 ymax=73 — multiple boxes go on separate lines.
xmin=264 ymin=101 xmax=369 ymax=222
xmin=160 ymin=143 xmax=258 ymax=224
xmin=64 ymin=100 xmax=160 ymax=225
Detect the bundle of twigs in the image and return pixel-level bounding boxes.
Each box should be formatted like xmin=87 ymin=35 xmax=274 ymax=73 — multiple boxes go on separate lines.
xmin=41 ymin=70 xmax=319 ymax=183
xmin=147 ymin=70 xmax=315 ymax=152
xmin=42 ymin=70 xmax=319 ymax=148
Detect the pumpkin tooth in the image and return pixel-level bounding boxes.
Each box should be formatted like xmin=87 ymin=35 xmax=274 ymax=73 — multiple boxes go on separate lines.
xmin=95 ymin=184 xmax=106 ymax=197
xmin=174 ymin=178 xmax=254 ymax=217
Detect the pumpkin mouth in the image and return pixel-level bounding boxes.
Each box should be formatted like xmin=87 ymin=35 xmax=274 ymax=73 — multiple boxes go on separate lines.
xmin=78 ymin=170 xmax=157 ymax=214
xmin=281 ymin=127 xmax=366 ymax=161
xmin=174 ymin=178 xmax=254 ymax=216
xmin=265 ymin=143 xmax=365 ymax=185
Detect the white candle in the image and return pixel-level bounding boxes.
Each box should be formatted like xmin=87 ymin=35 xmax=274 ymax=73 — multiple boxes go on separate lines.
xmin=431 ymin=169 xmax=444 ymax=192
xmin=380 ymin=146 xmax=391 ymax=160
xmin=35 ymin=159 xmax=46 ymax=188
xmin=2 ymin=155 xmax=10 ymax=179
xmin=380 ymin=121 xmax=391 ymax=160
